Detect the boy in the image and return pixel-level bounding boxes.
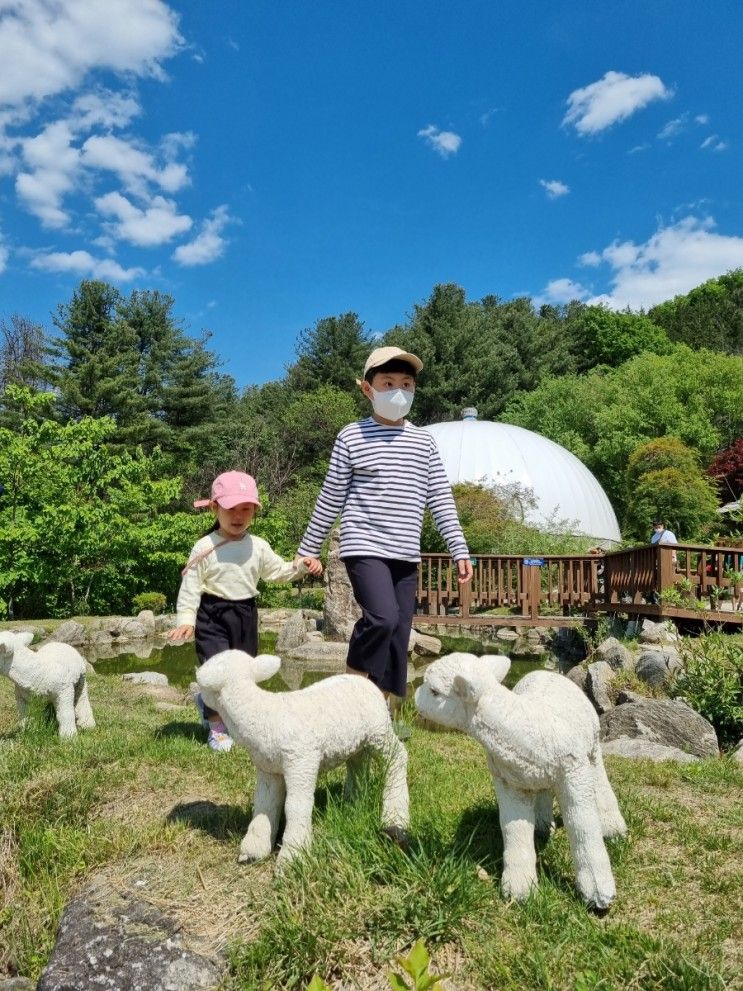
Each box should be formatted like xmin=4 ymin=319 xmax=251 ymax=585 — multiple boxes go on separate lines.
xmin=295 ymin=346 xmax=472 ymax=700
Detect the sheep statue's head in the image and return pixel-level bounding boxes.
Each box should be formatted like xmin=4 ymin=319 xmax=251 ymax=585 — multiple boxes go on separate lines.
xmin=0 ymin=631 xmax=33 ymax=674
xmin=415 ymin=652 xmax=511 ymax=732
xmin=196 ymin=650 xmax=282 ymax=710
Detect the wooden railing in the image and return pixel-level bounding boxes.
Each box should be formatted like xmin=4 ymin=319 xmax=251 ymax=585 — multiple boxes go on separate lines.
xmin=416 ymin=544 xmax=743 ymax=624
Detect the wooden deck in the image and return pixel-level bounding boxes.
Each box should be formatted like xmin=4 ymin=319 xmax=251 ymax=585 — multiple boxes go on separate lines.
xmin=416 ymin=544 xmax=743 ymax=627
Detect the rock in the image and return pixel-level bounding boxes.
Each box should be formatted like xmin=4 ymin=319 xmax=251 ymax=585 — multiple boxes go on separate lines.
xmin=615 ymin=689 xmax=645 ymax=706
xmin=137 ymin=609 xmax=156 ymax=635
xmin=639 ymin=619 xmax=680 ymax=645
xmin=36 ymin=879 xmax=222 ymax=991
xmin=256 ymin=608 xmax=294 ymax=634
xmin=602 ymin=736 xmax=700 ymax=763
xmin=565 ymin=664 xmax=588 ymax=692
xmin=496 ymin=628 xmax=519 ymax=641
xmin=276 ymin=610 xmax=308 ymax=652
xmin=155 ymin=614 xmax=177 ymax=633
xmin=122 ymin=672 xmax=169 ymax=686
xmin=526 ymin=628 xmax=542 ymax=642
xmin=410 ymin=631 xmax=442 ymax=657
xmin=593 ymin=637 xmax=635 ymax=671
xmin=323 ymin=529 xmax=361 ymax=641
xmin=88 ymin=629 xmax=113 ymax=647
xmin=600 ymin=699 xmax=719 ymax=759
xmin=635 ymin=649 xmax=683 ymax=687
xmin=732 ymin=739 xmax=743 ymax=764
xmin=305 ymin=630 xmax=325 ymax=642
xmin=0 ymin=980 xmax=35 ymax=991
xmin=511 ymin=639 xmax=546 ymax=656
xmin=117 ymin=619 xmax=149 ymax=640
xmin=586 ymin=660 xmax=616 ymax=714
xmin=45 ymin=620 xmax=86 ymax=646
xmin=282 ymin=641 xmax=349 ymax=665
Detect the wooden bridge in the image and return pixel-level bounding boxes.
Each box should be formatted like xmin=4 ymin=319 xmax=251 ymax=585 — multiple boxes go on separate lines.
xmin=416 ymin=543 xmax=743 ymax=628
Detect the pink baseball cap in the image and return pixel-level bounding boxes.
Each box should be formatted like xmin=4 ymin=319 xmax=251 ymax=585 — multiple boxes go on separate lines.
xmin=194 ymin=471 xmax=261 ymax=509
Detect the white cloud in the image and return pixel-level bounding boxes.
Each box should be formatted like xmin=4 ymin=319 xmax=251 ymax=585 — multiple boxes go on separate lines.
xmin=539 ymin=278 xmax=589 ymax=305
xmin=628 ymin=142 xmax=650 ymax=154
xmin=579 ymin=250 xmax=602 ymax=267
xmin=563 ymin=71 xmax=672 ymax=136
xmin=30 ymin=249 xmax=144 ymax=281
xmin=0 ymin=234 xmax=8 ymax=273
xmin=701 ymin=134 xmax=728 ymax=152
xmin=563 ymin=216 xmax=743 ymax=310
xmin=95 ymin=191 xmax=192 ymax=246
xmin=701 ymin=134 xmax=718 ymax=149
xmin=16 ymin=119 xmax=79 ymax=226
xmin=657 ymin=113 xmax=688 ymax=140
xmin=417 ymin=124 xmax=462 ymax=158
xmin=0 ymin=0 xmax=182 ymax=110
xmin=539 ymin=178 xmax=569 ymax=199
xmin=173 ymin=205 xmax=232 ymax=266
xmin=70 ymin=89 xmax=141 ymax=131
xmin=81 ymin=134 xmax=190 ymax=194
xmin=695 ymin=114 xmax=709 ymax=125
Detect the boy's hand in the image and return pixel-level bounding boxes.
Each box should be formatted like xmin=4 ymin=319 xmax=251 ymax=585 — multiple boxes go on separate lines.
xmin=457 ymin=559 xmax=474 ymax=584
xmin=297 ymin=555 xmax=323 ymax=577
xmin=168 ymin=624 xmax=194 ymax=643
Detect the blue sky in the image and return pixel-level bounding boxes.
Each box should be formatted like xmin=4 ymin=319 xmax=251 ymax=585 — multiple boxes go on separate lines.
xmin=1 ymin=0 xmax=742 ymax=387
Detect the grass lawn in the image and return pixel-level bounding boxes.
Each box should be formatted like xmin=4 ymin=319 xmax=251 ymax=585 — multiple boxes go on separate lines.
xmin=0 ymin=672 xmax=741 ymax=990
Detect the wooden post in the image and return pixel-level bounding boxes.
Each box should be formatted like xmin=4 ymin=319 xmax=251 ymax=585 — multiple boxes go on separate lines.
xmin=658 ymin=545 xmax=675 ymax=596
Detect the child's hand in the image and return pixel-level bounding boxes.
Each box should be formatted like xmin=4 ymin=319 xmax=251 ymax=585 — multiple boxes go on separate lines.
xmin=297 ymin=555 xmax=323 ymax=577
xmin=457 ymin=559 xmax=474 ymax=584
xmin=168 ymin=624 xmax=194 ymax=643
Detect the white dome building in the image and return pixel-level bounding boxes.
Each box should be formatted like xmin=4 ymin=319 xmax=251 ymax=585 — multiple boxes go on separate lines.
xmin=424 ymin=409 xmax=621 ymax=544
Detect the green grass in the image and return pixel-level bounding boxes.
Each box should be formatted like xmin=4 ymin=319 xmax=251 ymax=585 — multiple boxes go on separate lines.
xmin=0 ymin=673 xmax=741 ymax=990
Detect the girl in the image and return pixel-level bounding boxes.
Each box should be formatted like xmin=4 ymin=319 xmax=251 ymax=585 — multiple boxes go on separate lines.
xmin=169 ymin=470 xmax=323 ymax=751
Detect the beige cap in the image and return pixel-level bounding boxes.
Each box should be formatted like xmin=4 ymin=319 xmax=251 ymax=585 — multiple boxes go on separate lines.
xmin=362 ymin=345 xmax=423 ymax=379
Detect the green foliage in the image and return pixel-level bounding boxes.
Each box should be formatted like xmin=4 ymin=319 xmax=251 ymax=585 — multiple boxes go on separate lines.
xmin=389 ymin=940 xmax=449 ymax=991
xmin=287 ymin=313 xmax=371 ymax=402
xmin=0 ymin=386 xmax=199 ymax=618
xmin=649 ymin=268 xmax=743 ymax=354
xmin=131 ymin=592 xmax=167 ymax=615
xmin=671 ymin=634 xmax=743 ymax=749
xmin=564 ymin=304 xmax=672 ymax=372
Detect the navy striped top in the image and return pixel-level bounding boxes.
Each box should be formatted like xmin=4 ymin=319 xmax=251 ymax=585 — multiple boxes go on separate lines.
xmin=298 ymin=417 xmax=469 ymax=563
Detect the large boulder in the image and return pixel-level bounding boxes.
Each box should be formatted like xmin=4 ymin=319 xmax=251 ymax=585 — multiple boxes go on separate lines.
xmin=409 ymin=630 xmax=442 ymax=657
xmin=732 ymin=739 xmax=743 ymax=764
xmin=565 ymin=664 xmax=588 ymax=693
xmin=46 ymin=620 xmax=86 ymax=646
xmin=323 ymin=529 xmax=361 ymax=641
xmin=593 ymin=637 xmax=635 ymax=672
xmin=136 ymin=609 xmax=157 ymax=635
xmin=36 ymin=880 xmax=221 ymax=991
xmin=635 ymin=649 xmax=683 ymax=687
xmin=639 ymin=619 xmax=680 ymax=646
xmin=602 ymin=737 xmax=700 ymax=763
xmin=600 ymin=699 xmax=718 ymax=759
xmin=276 ymin=609 xmax=308 ymax=652
xmin=586 ymin=660 xmax=615 ymax=714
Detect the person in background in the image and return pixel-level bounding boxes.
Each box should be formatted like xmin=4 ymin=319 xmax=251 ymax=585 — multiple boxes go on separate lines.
xmin=169 ymin=470 xmax=322 ymax=752
xmin=295 ymin=346 xmax=472 ymax=727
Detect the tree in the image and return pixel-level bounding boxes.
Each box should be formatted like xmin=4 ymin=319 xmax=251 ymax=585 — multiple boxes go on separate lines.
xmin=0 ymin=314 xmax=48 ymax=391
xmin=0 ymin=386 xmax=200 ymax=618
xmin=707 ymin=438 xmax=743 ymax=502
xmin=562 ymin=305 xmax=672 ymax=372
xmin=286 ymin=313 xmax=371 ymax=401
xmin=649 ymin=269 xmax=743 ymax=355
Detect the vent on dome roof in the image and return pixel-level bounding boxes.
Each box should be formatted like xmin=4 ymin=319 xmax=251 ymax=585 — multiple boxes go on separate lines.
xmin=462 ymin=407 xmax=478 ymax=420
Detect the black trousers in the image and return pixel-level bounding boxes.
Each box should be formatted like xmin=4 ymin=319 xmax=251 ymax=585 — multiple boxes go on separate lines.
xmin=344 ymin=557 xmax=418 ymax=698
xmin=195 ymin=593 xmax=258 ymax=718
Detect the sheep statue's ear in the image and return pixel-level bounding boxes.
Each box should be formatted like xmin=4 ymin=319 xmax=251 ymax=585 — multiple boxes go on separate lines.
xmin=482 ymin=654 xmax=511 ymax=684
xmin=251 ymin=654 xmax=282 ymax=683
xmin=452 ymin=671 xmax=481 ymax=703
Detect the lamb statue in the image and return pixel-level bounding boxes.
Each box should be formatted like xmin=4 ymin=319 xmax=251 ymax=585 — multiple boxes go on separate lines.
xmin=196 ymin=650 xmax=410 ymax=865
xmin=0 ymin=631 xmax=96 ymax=739
xmin=415 ymin=653 xmax=626 ymax=910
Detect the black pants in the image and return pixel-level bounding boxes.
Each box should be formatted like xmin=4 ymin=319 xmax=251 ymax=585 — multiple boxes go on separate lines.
xmin=195 ymin=593 xmax=258 ymax=718
xmin=344 ymin=557 xmax=418 ymax=698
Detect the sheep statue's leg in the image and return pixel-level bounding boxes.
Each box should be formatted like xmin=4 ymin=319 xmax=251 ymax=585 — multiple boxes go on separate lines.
xmin=239 ymin=770 xmax=286 ymax=863
xmin=590 ymin=743 xmax=626 ymax=839
xmin=380 ymin=732 xmax=410 ymax=832
xmin=534 ymin=789 xmax=555 ymax=839
xmin=53 ymin=685 xmax=77 ymax=739
xmin=73 ymin=676 xmax=96 ymax=730
xmin=555 ymin=764 xmax=616 ymax=910
xmin=14 ymin=686 xmax=30 ymax=727
xmin=277 ymin=757 xmax=321 ymax=865
xmin=494 ymin=779 xmax=538 ymax=901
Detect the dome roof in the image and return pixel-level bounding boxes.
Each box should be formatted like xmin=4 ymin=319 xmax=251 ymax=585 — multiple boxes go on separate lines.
xmin=423 ymin=413 xmax=621 ymax=543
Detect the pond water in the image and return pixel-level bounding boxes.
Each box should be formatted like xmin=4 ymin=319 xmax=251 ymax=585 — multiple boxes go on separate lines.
xmin=88 ymin=631 xmax=573 ymax=695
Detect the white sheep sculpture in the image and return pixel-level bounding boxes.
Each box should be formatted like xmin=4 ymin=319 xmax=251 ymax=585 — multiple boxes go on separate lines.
xmin=0 ymin=631 xmax=96 ymax=739
xmin=415 ymin=653 xmax=626 ymax=910
xmin=196 ymin=650 xmax=410 ymax=866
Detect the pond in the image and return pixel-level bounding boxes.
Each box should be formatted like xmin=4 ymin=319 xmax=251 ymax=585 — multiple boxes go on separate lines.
xmin=88 ymin=630 xmax=574 ymax=695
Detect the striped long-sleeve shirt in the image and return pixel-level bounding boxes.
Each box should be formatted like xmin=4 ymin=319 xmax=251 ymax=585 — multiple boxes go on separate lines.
xmin=298 ymin=417 xmax=469 ymax=563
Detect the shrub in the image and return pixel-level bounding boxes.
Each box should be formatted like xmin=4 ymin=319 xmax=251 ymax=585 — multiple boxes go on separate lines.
xmin=670 ymin=634 xmax=743 ymax=749
xmin=132 ymin=591 xmax=167 ymax=615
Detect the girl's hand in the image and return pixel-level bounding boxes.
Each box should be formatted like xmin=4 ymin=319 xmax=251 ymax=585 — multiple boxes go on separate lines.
xmin=297 ymin=555 xmax=323 ymax=577
xmin=168 ymin=624 xmax=194 ymax=643
xmin=457 ymin=559 xmax=474 ymax=584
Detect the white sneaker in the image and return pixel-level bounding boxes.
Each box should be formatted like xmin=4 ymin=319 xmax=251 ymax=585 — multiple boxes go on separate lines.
xmin=207 ymin=721 xmax=233 ymax=752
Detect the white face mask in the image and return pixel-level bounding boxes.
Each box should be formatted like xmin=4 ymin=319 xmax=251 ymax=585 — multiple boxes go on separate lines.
xmin=371 ymin=387 xmax=414 ymax=420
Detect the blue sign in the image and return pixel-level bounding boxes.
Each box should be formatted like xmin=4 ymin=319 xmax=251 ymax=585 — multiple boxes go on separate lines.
xmin=523 ymin=557 xmax=545 ymax=566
